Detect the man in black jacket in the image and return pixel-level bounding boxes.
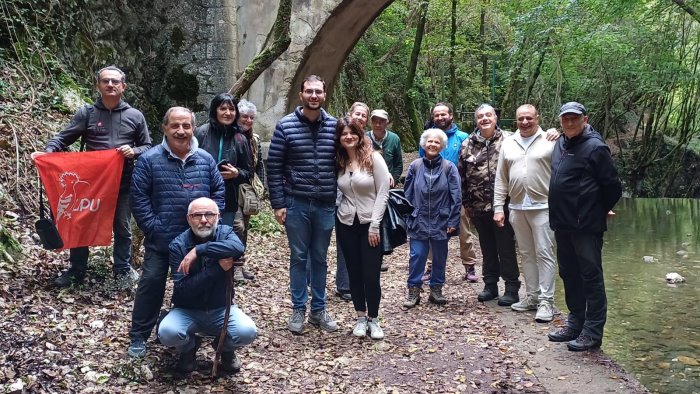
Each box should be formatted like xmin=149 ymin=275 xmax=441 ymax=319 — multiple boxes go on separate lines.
xmin=547 ymin=102 xmax=622 ymax=351
xmin=31 ymin=65 xmax=152 ymax=288
xmin=267 ymin=75 xmax=338 ymax=334
xmin=158 ymin=197 xmax=257 ymax=373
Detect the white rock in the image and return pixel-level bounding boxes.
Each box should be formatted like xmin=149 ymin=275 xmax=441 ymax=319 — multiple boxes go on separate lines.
xmin=8 ymin=379 xmax=24 ymax=391
xmin=642 ymin=256 xmax=655 ymax=263
xmin=666 ymin=272 xmax=686 ymax=283
xmin=89 ymin=320 xmax=104 ymax=329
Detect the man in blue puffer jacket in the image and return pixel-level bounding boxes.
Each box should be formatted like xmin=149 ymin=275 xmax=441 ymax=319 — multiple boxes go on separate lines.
xmin=267 ymin=75 xmax=338 ymax=334
xmin=127 ymin=106 xmax=225 ymax=358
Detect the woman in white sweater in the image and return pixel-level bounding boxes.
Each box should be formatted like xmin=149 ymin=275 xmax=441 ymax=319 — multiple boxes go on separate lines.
xmin=335 ymin=116 xmax=391 ymax=339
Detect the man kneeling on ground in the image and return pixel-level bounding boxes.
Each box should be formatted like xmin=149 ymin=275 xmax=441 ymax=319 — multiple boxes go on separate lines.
xmin=158 ymin=197 xmax=257 ymax=373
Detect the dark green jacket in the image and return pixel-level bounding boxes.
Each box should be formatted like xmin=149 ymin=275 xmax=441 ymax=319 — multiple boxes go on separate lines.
xmin=367 ymin=130 xmax=403 ymax=184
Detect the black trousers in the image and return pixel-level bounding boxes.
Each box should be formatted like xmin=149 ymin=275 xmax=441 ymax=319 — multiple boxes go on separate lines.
xmin=554 ymin=230 xmax=607 ymax=340
xmin=471 ymin=211 xmax=520 ymax=291
xmin=129 ymin=246 xmax=170 ymax=341
xmin=335 ymin=217 xmax=383 ymax=318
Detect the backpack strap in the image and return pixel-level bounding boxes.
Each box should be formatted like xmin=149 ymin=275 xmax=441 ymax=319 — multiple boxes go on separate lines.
xmin=80 ymin=104 xmax=93 ymax=152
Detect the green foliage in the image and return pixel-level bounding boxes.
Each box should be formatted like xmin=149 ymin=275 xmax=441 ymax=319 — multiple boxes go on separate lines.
xmin=249 ymin=208 xmax=284 ymax=236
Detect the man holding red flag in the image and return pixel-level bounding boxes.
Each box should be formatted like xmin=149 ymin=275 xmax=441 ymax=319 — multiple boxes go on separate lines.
xmin=31 ymin=65 xmax=152 ymax=288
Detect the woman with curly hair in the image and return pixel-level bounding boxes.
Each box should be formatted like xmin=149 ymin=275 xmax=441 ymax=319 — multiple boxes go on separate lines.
xmin=334 ymin=116 xmax=391 ymax=339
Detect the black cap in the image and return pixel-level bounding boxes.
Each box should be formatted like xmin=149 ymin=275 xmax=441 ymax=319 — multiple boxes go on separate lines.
xmin=559 ymin=102 xmax=587 ymax=117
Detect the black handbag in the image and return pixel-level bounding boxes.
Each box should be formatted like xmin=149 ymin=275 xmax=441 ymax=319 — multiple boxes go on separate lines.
xmin=380 ymin=189 xmax=413 ymax=255
xmin=35 ymin=183 xmax=64 ymax=250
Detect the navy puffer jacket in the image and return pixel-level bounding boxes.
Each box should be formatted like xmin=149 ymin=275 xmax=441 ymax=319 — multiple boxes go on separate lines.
xmin=267 ymin=107 xmax=337 ymax=209
xmin=131 ymin=141 xmax=225 ymax=252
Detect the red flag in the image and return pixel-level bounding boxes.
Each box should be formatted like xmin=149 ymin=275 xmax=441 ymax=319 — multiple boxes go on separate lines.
xmin=35 ymin=150 xmax=124 ymax=249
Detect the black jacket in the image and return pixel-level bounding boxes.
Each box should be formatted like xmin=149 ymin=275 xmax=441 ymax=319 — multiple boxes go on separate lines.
xmin=195 ymin=123 xmax=251 ymax=213
xmin=267 ymin=107 xmax=337 ymax=208
xmin=549 ymin=125 xmax=622 ymax=232
xmin=169 ymin=224 xmax=244 ymax=310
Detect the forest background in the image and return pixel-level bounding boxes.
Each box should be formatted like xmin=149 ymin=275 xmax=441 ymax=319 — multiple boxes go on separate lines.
xmin=3 ymin=0 xmax=700 ymax=218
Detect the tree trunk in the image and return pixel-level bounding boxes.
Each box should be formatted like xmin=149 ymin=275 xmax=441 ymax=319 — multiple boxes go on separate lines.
xmin=228 ymin=0 xmax=292 ymax=97
xmin=672 ymin=0 xmax=700 ymax=23
xmin=449 ymin=0 xmax=457 ymax=104
xmin=480 ymin=4 xmax=488 ymax=92
xmin=405 ymin=0 xmax=430 ymax=145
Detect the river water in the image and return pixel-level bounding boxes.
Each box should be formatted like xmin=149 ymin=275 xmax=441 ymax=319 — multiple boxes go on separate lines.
xmin=554 ymin=198 xmax=700 ymax=393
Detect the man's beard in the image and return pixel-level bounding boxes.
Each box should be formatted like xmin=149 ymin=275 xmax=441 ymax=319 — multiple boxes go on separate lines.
xmin=192 ymin=225 xmax=215 ymax=239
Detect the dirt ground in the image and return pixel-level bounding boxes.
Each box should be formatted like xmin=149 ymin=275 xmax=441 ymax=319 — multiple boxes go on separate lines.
xmin=0 ymin=224 xmax=649 ymax=393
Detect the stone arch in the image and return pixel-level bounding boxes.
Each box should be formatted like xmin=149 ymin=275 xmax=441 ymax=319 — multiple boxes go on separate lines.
xmin=286 ymin=0 xmax=395 ymax=112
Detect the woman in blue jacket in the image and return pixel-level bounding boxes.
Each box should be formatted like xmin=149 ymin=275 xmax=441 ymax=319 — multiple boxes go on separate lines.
xmin=403 ymin=128 xmax=462 ymax=307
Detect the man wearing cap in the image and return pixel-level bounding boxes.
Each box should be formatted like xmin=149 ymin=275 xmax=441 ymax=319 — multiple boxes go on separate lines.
xmin=419 ymin=102 xmax=478 ymax=282
xmin=367 ymin=109 xmax=403 ymax=187
xmin=547 ymin=102 xmax=621 ymax=351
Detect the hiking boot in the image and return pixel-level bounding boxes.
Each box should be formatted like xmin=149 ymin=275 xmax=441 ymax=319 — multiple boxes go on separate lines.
xmin=175 ymin=345 xmax=197 ymax=373
xmin=287 ymin=308 xmax=305 ymax=334
xmin=335 ymin=290 xmax=352 ymax=302
xmin=403 ymin=287 xmax=422 ymax=308
xmin=127 ymin=338 xmax=146 ymax=358
xmin=497 ymin=291 xmax=519 ymax=306
xmin=567 ymin=334 xmax=602 ymax=351
xmin=548 ymin=327 xmax=581 ymax=342
xmin=233 ymin=267 xmax=246 ymax=282
xmin=511 ymin=295 xmax=539 ymax=311
xmin=352 ymin=316 xmax=368 ymax=337
xmin=421 ymin=269 xmax=431 ymax=284
xmin=464 ymin=265 xmax=478 ymax=283
xmin=428 ymin=285 xmax=448 ymax=305
xmin=535 ymin=300 xmax=554 ymax=323
xmin=380 ymin=262 xmax=389 ymax=272
xmin=114 ymin=268 xmax=139 ymax=291
xmin=221 ymin=350 xmax=242 ymax=373
xmin=477 ymin=285 xmax=498 ymax=302
xmin=309 ymin=309 xmax=338 ymax=332
xmin=368 ymin=318 xmax=385 ymax=340
xmin=54 ymin=268 xmax=85 ymax=288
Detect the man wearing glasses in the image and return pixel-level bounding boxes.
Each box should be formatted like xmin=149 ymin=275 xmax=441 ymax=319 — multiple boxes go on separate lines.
xmin=128 ymin=106 xmax=225 ymax=358
xmin=268 ymin=75 xmax=338 ymax=334
xmin=31 ymin=65 xmax=152 ymax=288
xmin=158 ymin=197 xmax=256 ymax=373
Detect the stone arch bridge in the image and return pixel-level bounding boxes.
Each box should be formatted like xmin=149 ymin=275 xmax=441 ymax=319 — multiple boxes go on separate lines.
xmin=182 ymin=0 xmax=394 ymax=139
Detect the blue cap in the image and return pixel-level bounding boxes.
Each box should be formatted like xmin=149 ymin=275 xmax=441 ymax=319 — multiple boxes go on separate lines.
xmin=559 ymin=102 xmax=587 ymax=117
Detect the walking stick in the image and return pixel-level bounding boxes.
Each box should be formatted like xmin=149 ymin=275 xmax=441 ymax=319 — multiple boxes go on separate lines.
xmin=212 ymin=268 xmax=233 ymax=377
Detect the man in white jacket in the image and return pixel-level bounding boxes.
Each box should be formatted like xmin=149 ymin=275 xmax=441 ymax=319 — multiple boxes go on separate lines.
xmin=493 ymin=104 xmax=557 ymax=323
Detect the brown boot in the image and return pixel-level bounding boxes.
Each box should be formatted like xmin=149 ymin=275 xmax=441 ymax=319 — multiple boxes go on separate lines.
xmin=428 ymin=285 xmax=448 ymax=305
xmin=402 ymin=287 xmax=422 ymax=308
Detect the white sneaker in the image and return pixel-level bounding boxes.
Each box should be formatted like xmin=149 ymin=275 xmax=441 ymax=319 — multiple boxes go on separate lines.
xmin=352 ymin=317 xmax=368 ymax=337
xmin=511 ymin=295 xmax=539 ymax=311
xmin=368 ymin=318 xmax=385 ymax=340
xmin=535 ymin=300 xmax=554 ymax=322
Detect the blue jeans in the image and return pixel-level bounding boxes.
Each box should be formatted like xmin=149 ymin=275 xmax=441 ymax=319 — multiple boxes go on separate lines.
xmin=408 ymin=238 xmax=448 ymax=288
xmin=285 ymin=195 xmax=335 ymax=312
xmin=69 ymin=186 xmax=132 ymax=274
xmin=129 ymin=246 xmax=170 ymax=340
xmin=158 ymin=305 xmax=257 ymax=353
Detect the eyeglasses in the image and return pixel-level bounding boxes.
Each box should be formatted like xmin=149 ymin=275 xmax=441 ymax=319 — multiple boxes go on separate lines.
xmin=100 ymin=78 xmax=123 ymax=85
xmin=303 ymin=89 xmax=324 ymax=96
xmin=188 ymin=212 xmax=218 ymax=221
